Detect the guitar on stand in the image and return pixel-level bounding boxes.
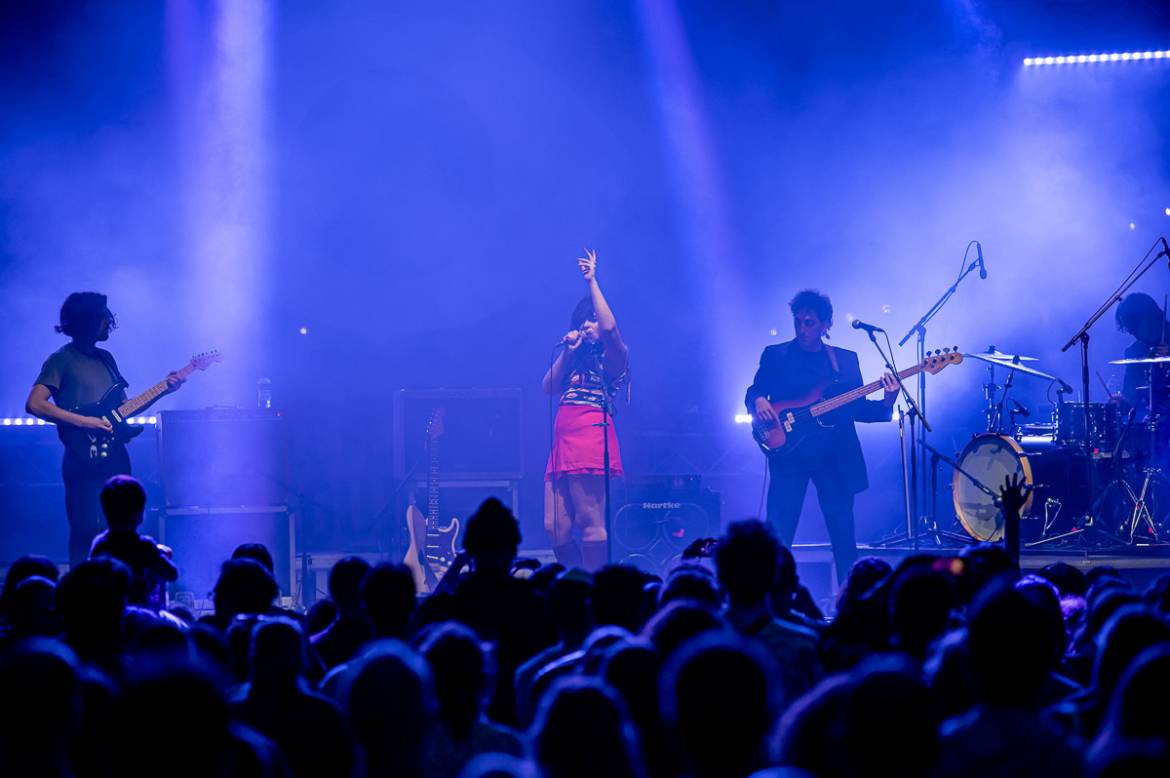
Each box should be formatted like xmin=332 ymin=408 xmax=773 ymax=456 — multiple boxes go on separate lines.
xmin=402 ymin=408 xmax=461 ymax=593
xmin=58 ymin=350 xmax=223 ymax=461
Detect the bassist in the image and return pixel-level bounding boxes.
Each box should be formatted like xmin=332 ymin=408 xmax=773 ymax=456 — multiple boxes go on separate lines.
xmin=746 ymin=289 xmax=897 ymax=583
xmin=25 ymin=292 xmax=184 ymax=567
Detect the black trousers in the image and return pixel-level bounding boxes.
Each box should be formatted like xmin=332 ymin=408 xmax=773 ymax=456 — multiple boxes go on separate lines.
xmin=766 ymin=453 xmax=858 ymax=584
xmin=62 ymin=446 xmax=131 ymax=568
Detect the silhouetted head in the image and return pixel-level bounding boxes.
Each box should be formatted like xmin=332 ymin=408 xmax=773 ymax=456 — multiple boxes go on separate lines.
xmin=462 ymin=498 xmax=522 ymax=574
xmin=661 ymin=634 xmax=779 ymax=778
xmin=715 ymin=519 xmax=779 ymax=607
xmin=1038 ymin=562 xmax=1087 ymax=598
xmin=1099 ymin=645 xmax=1170 ymax=745
xmin=306 ymin=598 xmax=338 ymax=636
xmin=838 ymin=556 xmax=892 ymax=611
xmin=212 ymin=558 xmax=278 ymax=622
xmin=361 ymin=562 xmax=416 ymax=637
xmin=418 ymin=622 xmax=490 ymax=740
xmin=593 ymin=565 xmax=648 ymax=632
xmin=1117 ymin=292 xmax=1165 ymax=344
xmin=100 ymin=475 xmax=147 ymax=531
xmin=1093 ymin=606 xmax=1170 ymax=701
xmin=231 ymin=543 xmax=275 ymax=574
xmin=7 ymin=576 xmax=58 ymax=637
xmin=659 ymin=567 xmax=721 ymax=610
xmin=967 ymin=582 xmax=1058 ymax=707
xmin=0 ymin=639 xmax=81 ymax=764
xmin=57 ymin=291 xmax=114 ymax=341
xmin=642 ymin=600 xmax=724 ymax=659
xmin=114 ymin=659 xmax=232 ymax=775
xmin=2 ymin=554 xmax=59 ymax=615
xmin=56 ymin=557 xmax=132 ymax=644
xmin=841 ymin=656 xmax=938 ymax=777
xmin=342 ymin=640 xmax=436 ymax=776
xmin=548 ymin=569 xmax=594 ymax=641
xmin=250 ymin=617 xmax=307 ymax=683
xmin=532 ymin=677 xmax=643 ymax=778
xmin=1014 ymin=576 xmax=1069 ymax=667
xmin=328 ymin=556 xmax=372 ymax=613
xmin=889 ymin=566 xmax=957 ymax=660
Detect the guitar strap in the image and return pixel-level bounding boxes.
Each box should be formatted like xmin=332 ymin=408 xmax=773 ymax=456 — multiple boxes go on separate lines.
xmin=825 ymin=344 xmax=841 ymax=377
xmin=94 ymin=349 xmax=127 ymax=388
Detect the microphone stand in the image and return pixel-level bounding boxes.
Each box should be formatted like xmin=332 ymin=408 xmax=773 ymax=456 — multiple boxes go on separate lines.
xmin=864 ymin=328 xmax=930 ymax=550
xmin=897 ymin=246 xmax=984 ymax=539
xmin=1061 ymin=237 xmax=1170 ymax=533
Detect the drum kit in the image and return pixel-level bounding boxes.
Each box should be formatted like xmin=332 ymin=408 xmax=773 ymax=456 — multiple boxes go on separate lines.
xmin=949 ymin=347 xmax=1170 ymax=548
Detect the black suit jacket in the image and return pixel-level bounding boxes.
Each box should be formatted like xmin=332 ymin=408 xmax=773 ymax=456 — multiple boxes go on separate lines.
xmin=745 ymin=340 xmax=892 ymax=494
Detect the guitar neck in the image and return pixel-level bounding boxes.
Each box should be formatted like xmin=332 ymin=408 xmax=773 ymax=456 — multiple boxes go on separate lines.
xmin=116 ymin=362 xmax=196 ymax=418
xmin=810 ymin=364 xmax=922 ymax=417
xmin=427 ymin=439 xmax=440 ymax=524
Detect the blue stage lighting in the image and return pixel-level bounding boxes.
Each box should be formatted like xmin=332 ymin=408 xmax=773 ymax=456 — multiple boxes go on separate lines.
xmin=1023 ymin=49 xmax=1170 ymax=67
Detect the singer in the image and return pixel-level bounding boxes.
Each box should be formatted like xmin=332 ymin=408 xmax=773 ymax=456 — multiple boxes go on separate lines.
xmin=745 ymin=289 xmax=898 ymax=583
xmin=542 ymin=248 xmax=629 ymax=570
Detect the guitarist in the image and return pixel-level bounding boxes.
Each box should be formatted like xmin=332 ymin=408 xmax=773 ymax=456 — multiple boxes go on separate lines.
xmin=746 ymin=289 xmax=897 ymax=583
xmin=25 ymin=292 xmax=184 ymax=567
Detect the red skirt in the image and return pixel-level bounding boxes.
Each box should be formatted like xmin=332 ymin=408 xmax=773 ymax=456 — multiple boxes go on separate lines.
xmin=545 ymin=403 xmax=624 ymax=480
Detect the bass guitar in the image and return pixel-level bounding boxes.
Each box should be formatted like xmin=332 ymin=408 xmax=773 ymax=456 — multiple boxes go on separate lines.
xmin=59 ymin=350 xmax=223 ymax=461
xmin=752 ymin=349 xmax=962 ymax=456
xmin=402 ymin=408 xmax=460 ymax=593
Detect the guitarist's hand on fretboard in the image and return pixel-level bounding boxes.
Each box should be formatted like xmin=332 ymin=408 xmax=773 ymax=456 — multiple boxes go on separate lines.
xmin=164 ymin=372 xmax=186 ymax=394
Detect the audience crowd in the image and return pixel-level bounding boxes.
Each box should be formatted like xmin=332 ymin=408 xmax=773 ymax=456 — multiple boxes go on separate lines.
xmin=2 ymin=475 xmax=1170 ymax=777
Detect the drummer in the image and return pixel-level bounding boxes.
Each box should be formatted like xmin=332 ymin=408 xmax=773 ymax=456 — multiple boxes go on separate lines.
xmin=1114 ymin=292 xmax=1170 ymax=421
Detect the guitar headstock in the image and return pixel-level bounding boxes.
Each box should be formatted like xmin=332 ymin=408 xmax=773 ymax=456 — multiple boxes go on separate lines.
xmin=189 ymin=350 xmax=224 ymax=371
xmin=922 ymin=348 xmax=963 ymax=374
xmin=426 ymin=407 xmax=447 ymax=441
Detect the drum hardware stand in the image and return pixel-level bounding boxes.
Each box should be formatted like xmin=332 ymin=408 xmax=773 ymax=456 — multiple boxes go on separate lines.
xmin=1120 ymin=467 xmax=1162 ymax=543
xmin=1061 ymin=237 xmax=1170 ymax=529
xmin=899 ymin=242 xmax=986 ymax=536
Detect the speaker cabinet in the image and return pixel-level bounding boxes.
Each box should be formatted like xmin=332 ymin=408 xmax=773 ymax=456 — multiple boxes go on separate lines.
xmin=393 ymin=389 xmax=523 ymax=480
xmin=158 ymin=409 xmax=286 ymax=508
xmin=161 ymin=507 xmax=294 ymax=602
xmin=612 ymin=487 xmax=721 ymax=576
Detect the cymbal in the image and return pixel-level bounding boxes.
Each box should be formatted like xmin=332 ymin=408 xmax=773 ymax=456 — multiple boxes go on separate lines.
xmin=980 ymin=347 xmax=1038 ymax=362
xmin=964 ymin=352 xmax=1058 ymax=381
xmin=1108 ymin=356 xmax=1170 ymax=366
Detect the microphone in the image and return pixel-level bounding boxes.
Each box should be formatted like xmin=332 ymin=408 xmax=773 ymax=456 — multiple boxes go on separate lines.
xmin=556 ymin=330 xmax=581 ymax=347
xmin=851 ymin=319 xmax=884 ymax=334
xmin=976 ymin=242 xmax=987 ymax=279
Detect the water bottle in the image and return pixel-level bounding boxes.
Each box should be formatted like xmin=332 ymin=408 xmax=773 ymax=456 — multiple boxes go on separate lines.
xmin=257 ymin=376 xmax=272 ymax=410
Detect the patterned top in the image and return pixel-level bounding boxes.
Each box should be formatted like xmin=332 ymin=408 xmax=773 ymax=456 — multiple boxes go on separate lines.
xmin=559 ymin=347 xmax=628 ymax=414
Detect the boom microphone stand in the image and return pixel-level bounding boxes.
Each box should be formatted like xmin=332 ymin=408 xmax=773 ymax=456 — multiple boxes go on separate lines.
xmin=896 ymin=242 xmax=986 ymax=539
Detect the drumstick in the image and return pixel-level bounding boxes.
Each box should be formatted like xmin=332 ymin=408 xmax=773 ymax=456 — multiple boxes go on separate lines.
xmin=1095 ymin=370 xmax=1112 ymax=396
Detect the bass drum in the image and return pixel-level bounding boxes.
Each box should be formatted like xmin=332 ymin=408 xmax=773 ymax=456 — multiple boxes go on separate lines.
xmin=953 ymin=433 xmax=1088 ymax=542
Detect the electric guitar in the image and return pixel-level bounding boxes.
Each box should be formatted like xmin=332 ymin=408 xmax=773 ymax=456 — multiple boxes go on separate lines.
xmin=402 ymin=408 xmax=460 ymax=593
xmin=58 ymin=350 xmax=223 ymax=461
xmin=751 ymin=349 xmax=962 ymax=456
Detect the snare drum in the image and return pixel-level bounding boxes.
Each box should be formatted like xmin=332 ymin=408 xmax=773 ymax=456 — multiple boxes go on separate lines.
xmin=1055 ymin=402 xmax=1121 ymax=450
xmin=953 ymin=433 xmax=1088 ymax=542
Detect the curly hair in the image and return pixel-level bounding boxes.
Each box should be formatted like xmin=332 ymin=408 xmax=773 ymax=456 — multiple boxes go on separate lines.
xmin=789 ymin=289 xmax=833 ymax=327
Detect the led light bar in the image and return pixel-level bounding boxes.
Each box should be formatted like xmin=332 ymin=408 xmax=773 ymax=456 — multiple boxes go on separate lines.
xmin=734 ymin=413 xmax=753 ymax=425
xmin=1024 ymin=50 xmax=1170 ymax=67
xmin=1 ymin=416 xmax=157 ymax=427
